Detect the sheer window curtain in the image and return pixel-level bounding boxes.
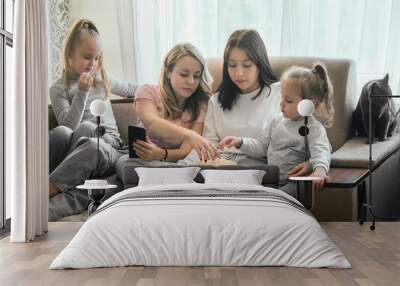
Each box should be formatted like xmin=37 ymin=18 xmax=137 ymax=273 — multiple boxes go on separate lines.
xmin=126 ymin=0 xmax=400 ymax=94
xmin=116 ymin=0 xmax=138 ymax=82
xmin=7 ymin=0 xmax=49 ymax=242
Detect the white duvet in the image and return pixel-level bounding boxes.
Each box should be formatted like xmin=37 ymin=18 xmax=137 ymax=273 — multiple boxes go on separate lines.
xmin=50 ymin=183 xmax=351 ymax=269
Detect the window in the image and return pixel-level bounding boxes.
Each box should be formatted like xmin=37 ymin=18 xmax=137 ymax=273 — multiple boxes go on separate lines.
xmin=0 ymin=0 xmax=14 ymax=233
xmin=128 ymin=0 xmax=400 ymax=94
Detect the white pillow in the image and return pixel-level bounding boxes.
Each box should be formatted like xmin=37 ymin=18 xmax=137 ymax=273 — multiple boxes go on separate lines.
xmin=200 ymin=169 xmax=266 ymax=185
xmin=135 ymin=167 xmax=200 ymax=186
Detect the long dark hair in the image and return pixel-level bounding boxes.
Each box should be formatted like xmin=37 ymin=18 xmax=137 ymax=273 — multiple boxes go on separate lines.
xmin=218 ymin=29 xmax=277 ymax=110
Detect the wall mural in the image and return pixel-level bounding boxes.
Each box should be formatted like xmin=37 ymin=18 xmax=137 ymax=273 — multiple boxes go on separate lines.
xmin=48 ymin=0 xmax=70 ymax=85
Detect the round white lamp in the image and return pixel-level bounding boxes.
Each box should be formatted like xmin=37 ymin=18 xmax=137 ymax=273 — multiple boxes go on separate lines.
xmin=297 ymin=99 xmax=315 ymax=137
xmin=90 ymin=99 xmax=107 ymax=117
xmin=298 ymin=99 xmax=314 ymax=117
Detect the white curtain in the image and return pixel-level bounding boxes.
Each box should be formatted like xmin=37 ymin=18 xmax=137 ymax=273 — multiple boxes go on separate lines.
xmin=116 ymin=0 xmax=138 ymax=82
xmin=128 ymin=0 xmax=400 ymax=95
xmin=7 ymin=0 xmax=49 ymax=242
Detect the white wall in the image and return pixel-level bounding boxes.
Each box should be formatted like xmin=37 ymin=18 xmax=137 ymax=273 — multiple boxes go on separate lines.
xmin=70 ymin=0 xmax=124 ymax=80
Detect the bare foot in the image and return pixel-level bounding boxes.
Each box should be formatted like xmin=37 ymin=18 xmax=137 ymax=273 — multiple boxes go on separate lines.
xmin=49 ymin=182 xmax=60 ymax=198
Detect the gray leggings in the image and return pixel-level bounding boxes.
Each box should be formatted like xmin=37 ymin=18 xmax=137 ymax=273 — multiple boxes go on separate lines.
xmin=49 ymin=122 xmax=122 ymax=221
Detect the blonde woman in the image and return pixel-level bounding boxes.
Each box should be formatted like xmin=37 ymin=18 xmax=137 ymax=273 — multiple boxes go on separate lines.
xmin=130 ymin=43 xmax=218 ymax=163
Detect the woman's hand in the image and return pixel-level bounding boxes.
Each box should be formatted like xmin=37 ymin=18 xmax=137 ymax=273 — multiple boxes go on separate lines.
xmin=219 ymin=136 xmax=242 ymax=149
xmin=310 ymin=167 xmax=329 ymax=192
xmin=287 ymin=162 xmax=312 ymax=177
xmin=133 ymin=138 xmax=165 ymax=161
xmin=78 ymin=72 xmax=94 ymax=92
xmin=184 ymin=130 xmax=219 ymax=161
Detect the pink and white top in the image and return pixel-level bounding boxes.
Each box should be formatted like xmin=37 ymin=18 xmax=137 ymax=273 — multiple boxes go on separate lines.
xmin=134 ymin=84 xmax=206 ymax=149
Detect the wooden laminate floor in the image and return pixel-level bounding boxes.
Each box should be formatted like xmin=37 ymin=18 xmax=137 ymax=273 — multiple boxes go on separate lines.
xmin=0 ymin=222 xmax=399 ymax=286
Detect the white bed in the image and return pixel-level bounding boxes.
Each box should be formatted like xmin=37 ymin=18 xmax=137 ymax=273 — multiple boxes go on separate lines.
xmin=50 ymin=183 xmax=350 ymax=269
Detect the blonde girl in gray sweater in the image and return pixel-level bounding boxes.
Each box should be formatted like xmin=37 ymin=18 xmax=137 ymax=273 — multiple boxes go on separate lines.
xmin=48 ymin=19 xmax=139 ymax=220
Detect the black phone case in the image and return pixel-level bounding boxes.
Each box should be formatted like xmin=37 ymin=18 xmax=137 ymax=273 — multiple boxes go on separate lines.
xmin=128 ymin=126 xmax=147 ymax=158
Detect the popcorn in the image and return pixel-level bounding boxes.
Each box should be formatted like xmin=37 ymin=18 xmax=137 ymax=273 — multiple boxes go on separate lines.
xmin=196 ymin=157 xmax=237 ymax=166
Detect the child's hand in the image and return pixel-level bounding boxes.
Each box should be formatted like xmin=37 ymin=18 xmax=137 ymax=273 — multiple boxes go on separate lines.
xmin=78 ymin=72 xmax=94 ymax=92
xmin=310 ymin=167 xmax=329 ymax=192
xmin=219 ymin=136 xmax=242 ymax=149
xmin=288 ymin=162 xmax=312 ymax=177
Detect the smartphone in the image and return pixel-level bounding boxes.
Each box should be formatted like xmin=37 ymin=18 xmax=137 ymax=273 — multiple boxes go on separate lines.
xmin=128 ymin=125 xmax=147 ymax=158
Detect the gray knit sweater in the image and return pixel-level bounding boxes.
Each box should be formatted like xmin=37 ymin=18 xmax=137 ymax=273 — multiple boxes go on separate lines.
xmin=240 ymin=115 xmax=331 ymax=180
xmin=50 ymin=75 xmax=137 ymax=143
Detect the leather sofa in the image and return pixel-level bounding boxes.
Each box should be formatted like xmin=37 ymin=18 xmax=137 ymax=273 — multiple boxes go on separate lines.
xmin=49 ymin=56 xmax=400 ymax=221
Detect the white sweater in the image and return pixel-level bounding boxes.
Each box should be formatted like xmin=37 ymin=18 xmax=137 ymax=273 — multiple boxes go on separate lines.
xmin=203 ymin=83 xmax=281 ymax=153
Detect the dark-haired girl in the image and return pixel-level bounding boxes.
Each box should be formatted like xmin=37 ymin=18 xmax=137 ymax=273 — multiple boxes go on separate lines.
xmin=181 ymin=29 xmax=281 ymax=166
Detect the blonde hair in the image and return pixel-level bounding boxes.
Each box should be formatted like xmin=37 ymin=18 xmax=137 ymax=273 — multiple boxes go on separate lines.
xmin=281 ymin=62 xmax=334 ymax=127
xmin=159 ymin=43 xmax=213 ymax=122
xmin=61 ymin=19 xmax=110 ymax=97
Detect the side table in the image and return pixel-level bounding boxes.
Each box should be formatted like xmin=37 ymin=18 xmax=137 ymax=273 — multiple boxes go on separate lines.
xmin=77 ymin=180 xmax=117 ymax=215
xmin=289 ymin=176 xmax=320 ymax=210
xmin=325 ymin=168 xmax=369 ymax=223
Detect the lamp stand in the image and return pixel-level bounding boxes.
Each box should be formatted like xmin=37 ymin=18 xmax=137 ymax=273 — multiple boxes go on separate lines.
xmin=298 ymin=116 xmax=311 ymax=161
xmin=96 ymin=116 xmax=100 ymax=167
xmin=304 ymin=116 xmax=310 ymax=161
xmin=365 ymin=94 xmax=376 ymax=230
xmin=363 ymin=94 xmax=400 ymax=231
xmin=293 ymin=116 xmax=314 ymax=209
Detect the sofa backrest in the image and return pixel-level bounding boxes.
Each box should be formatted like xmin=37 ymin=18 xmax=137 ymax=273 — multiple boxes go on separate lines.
xmin=49 ymin=56 xmax=357 ymax=152
xmin=48 ymin=97 xmax=137 ymax=141
xmin=110 ymin=98 xmax=137 ymax=140
xmin=206 ymin=57 xmax=357 ymax=152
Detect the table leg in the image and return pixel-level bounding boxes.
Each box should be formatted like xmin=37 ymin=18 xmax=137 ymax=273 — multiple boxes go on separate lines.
xmin=88 ymin=189 xmax=105 ymax=216
xmin=296 ymin=180 xmax=314 ymax=210
xmin=358 ymin=180 xmax=367 ymax=224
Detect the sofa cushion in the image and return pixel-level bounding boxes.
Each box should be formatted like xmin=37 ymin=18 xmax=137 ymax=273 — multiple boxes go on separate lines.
xmin=115 ymin=154 xmax=280 ymax=188
xmin=110 ymin=97 xmax=137 ymax=141
xmin=48 ymin=105 xmax=58 ymax=130
xmin=48 ymin=96 xmax=137 ymax=143
xmin=50 ymin=57 xmax=356 ymax=154
xmin=331 ymin=134 xmax=400 ymax=169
